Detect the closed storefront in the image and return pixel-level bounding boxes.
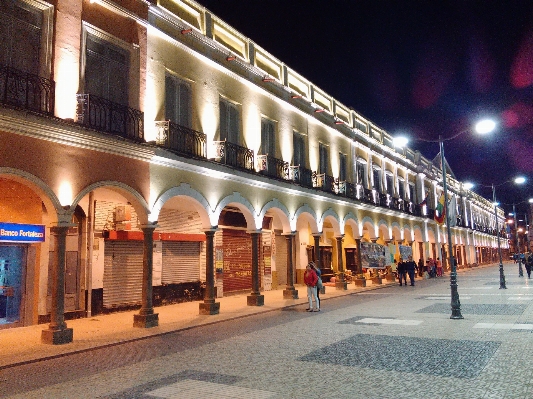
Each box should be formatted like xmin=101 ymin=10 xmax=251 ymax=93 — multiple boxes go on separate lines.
xmin=221 ymin=229 xmax=252 ymax=293
xmin=103 ymin=241 xmax=143 ymax=308
xmin=161 ymin=241 xmax=200 ymax=283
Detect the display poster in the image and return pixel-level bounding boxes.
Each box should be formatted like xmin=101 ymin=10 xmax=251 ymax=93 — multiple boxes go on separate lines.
xmin=424 ymin=242 xmax=430 ymax=258
xmin=399 ymin=245 xmax=413 ymax=260
xmin=388 ymin=244 xmax=396 ymax=265
xmin=360 ymin=242 xmax=386 ymax=269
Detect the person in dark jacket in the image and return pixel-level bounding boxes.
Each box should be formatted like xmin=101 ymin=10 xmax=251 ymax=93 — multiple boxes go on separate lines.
xmin=397 ymin=258 xmax=407 ymax=286
xmin=404 ymin=255 xmax=417 ymax=286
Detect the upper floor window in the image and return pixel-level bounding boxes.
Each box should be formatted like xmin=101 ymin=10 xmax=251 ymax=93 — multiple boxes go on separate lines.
xmin=356 ymin=161 xmax=367 ymax=187
xmin=409 ymin=184 xmax=415 ymax=202
xmin=260 ymin=118 xmax=276 ymax=155
xmin=85 ymin=32 xmax=130 ymax=106
xmin=319 ymin=143 xmax=329 ymax=174
xmin=292 ymin=131 xmax=305 ymax=167
xmin=385 ymin=173 xmax=394 ymax=195
xmin=372 ymin=167 xmax=381 ymax=191
xmin=0 ymin=0 xmax=47 ymax=75
xmin=339 ymin=153 xmax=347 ymax=181
xmin=165 ymin=74 xmax=191 ymax=128
xmin=398 ymin=178 xmax=405 ymax=199
xmin=219 ymin=98 xmax=240 ymax=143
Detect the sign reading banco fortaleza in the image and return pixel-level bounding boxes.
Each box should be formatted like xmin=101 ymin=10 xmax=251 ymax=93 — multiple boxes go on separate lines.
xmin=0 ymin=222 xmax=46 ymax=243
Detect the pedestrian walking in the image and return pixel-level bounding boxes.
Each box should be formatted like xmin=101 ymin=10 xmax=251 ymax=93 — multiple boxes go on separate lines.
xmin=404 ymin=255 xmax=417 ymax=286
xmin=525 ymin=252 xmax=533 ymax=279
xmin=436 ymin=257 xmax=443 ymax=277
xmin=304 ymin=263 xmax=320 ymax=312
xmin=397 ymin=258 xmax=407 ymax=286
xmin=417 ymin=258 xmax=424 ymax=277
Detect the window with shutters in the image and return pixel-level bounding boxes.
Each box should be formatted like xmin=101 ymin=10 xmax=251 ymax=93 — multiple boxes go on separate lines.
xmin=319 ymin=143 xmax=329 ymax=174
xmin=84 ymin=31 xmax=130 ymax=106
xmin=356 ymin=160 xmax=367 ymax=187
xmin=373 ymin=167 xmax=381 ymax=191
xmin=165 ymin=74 xmax=191 ymax=128
xmin=260 ymin=118 xmax=276 ymax=155
xmin=409 ymin=183 xmax=415 ymax=202
xmin=398 ymin=178 xmax=405 ymax=199
xmin=292 ymin=131 xmax=305 ymax=167
xmin=0 ymin=0 xmax=51 ymax=76
xmin=385 ymin=173 xmax=394 ymax=195
xmin=219 ymin=98 xmax=240 ymax=143
xmin=339 ymin=152 xmax=347 ymax=181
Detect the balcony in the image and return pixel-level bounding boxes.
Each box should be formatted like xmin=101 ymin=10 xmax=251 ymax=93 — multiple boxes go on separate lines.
xmin=289 ymin=165 xmax=314 ymax=188
xmin=76 ymin=94 xmax=144 ymax=141
xmin=337 ymin=180 xmax=357 ymax=200
xmin=0 ymin=64 xmax=54 ymax=115
xmin=314 ymin=173 xmax=335 ymax=193
xmin=155 ymin=121 xmax=207 ymax=159
xmin=212 ymin=140 xmax=254 ymax=171
xmin=257 ymin=154 xmax=289 ymax=180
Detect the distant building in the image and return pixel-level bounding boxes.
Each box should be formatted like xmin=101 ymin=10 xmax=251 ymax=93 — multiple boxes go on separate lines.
xmin=0 ymin=0 xmax=505 ymax=342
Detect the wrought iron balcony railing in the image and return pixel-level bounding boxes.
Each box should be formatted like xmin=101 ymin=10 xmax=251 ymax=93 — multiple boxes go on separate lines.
xmin=212 ymin=140 xmax=254 ymax=171
xmin=257 ymin=154 xmax=289 ymax=180
xmin=0 ymin=64 xmax=54 ymax=115
xmin=76 ymin=94 xmax=144 ymax=141
xmin=155 ymin=121 xmax=207 ymax=159
xmin=314 ymin=173 xmax=335 ymax=193
xmin=337 ymin=180 xmax=357 ymax=200
xmin=289 ymin=165 xmax=315 ymax=188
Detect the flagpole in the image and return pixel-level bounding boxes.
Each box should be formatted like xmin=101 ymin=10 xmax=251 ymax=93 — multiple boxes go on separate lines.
xmin=440 ymin=136 xmax=463 ymax=319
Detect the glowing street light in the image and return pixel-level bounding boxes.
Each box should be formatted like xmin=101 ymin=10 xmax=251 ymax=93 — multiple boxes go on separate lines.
xmin=395 ymin=118 xmax=497 ymax=319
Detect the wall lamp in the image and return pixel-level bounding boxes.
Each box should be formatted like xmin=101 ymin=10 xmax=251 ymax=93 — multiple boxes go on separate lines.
xmin=181 ymin=29 xmax=192 ymax=35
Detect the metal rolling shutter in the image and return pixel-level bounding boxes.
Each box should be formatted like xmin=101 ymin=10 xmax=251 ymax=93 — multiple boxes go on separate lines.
xmin=162 ymin=241 xmax=200 ymax=283
xmin=223 ymin=230 xmax=252 ymax=292
xmin=275 ymin=234 xmax=287 ymax=286
xmin=103 ymin=241 xmax=143 ymax=308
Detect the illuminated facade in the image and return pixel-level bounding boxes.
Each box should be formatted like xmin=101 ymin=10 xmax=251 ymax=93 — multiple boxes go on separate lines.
xmin=0 ymin=0 xmax=506 ymax=343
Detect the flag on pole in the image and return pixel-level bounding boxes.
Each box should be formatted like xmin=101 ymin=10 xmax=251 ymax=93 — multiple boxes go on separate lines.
xmin=435 ymin=193 xmax=446 ymax=225
xmin=447 ymin=195 xmax=457 ymax=227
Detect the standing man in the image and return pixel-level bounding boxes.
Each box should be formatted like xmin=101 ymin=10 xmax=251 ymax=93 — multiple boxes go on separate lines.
xmin=525 ymin=252 xmax=533 ymax=279
xmin=397 ymin=258 xmax=406 ymax=286
xmin=405 ymin=255 xmax=417 ymax=286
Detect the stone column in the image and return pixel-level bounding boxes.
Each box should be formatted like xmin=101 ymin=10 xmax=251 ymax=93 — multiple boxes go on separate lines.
xmin=200 ymin=229 xmax=220 ymax=314
xmin=134 ymin=223 xmax=159 ymax=328
xmin=353 ymin=238 xmax=366 ymax=287
xmin=42 ymin=223 xmax=74 ymax=345
xmin=313 ymin=234 xmax=321 ymax=269
xmin=335 ymin=236 xmax=347 ymax=290
xmin=247 ymin=231 xmax=264 ymax=306
xmin=283 ymin=232 xmax=298 ymax=299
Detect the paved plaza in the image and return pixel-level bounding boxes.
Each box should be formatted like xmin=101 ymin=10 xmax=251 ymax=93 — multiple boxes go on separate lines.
xmin=2 ymin=262 xmax=533 ymax=398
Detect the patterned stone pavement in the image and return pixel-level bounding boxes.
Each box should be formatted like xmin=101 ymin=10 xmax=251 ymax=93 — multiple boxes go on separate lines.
xmin=3 ymin=262 xmax=533 ymax=399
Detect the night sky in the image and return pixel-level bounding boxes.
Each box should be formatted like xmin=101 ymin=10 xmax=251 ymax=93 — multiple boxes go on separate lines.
xmin=198 ymin=1 xmax=533 ymax=216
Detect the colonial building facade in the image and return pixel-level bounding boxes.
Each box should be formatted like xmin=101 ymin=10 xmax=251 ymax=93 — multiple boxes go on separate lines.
xmin=0 ymin=0 xmax=506 ymax=343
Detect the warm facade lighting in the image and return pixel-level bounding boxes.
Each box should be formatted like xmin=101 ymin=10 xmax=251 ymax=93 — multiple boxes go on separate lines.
xmin=181 ymin=29 xmax=193 ymax=34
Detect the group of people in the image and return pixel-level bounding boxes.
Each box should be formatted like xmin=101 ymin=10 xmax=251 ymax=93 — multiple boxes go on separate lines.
xmin=397 ymin=255 xmax=417 ymax=286
xmin=421 ymin=257 xmax=443 ymax=278
xmin=304 ymin=261 xmax=321 ymax=312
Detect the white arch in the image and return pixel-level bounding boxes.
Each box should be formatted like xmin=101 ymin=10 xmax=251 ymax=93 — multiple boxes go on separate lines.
xmin=259 ymin=199 xmax=292 ymax=233
xmin=319 ymin=208 xmax=341 ymax=236
xmin=361 ymin=216 xmax=377 ymax=240
xmin=293 ymin=204 xmax=319 ymax=233
xmin=1 ymin=167 xmax=62 ymax=213
xmin=216 ymin=192 xmax=257 ymax=230
xmin=72 ymin=180 xmax=151 ymax=224
xmin=342 ymin=212 xmax=359 ymax=237
xmin=151 ymin=183 xmax=213 ymax=229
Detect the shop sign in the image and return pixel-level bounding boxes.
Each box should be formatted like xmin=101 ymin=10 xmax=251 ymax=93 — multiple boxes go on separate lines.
xmin=0 ymin=222 xmax=46 ymax=243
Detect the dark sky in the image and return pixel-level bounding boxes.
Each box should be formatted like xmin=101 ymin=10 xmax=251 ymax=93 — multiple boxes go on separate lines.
xmin=198 ymin=0 xmax=533 ymax=216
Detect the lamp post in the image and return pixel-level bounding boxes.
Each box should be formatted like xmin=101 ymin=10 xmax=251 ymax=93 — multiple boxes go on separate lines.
xmin=492 ymin=184 xmax=506 ymax=289
xmin=394 ymin=118 xmax=497 ymax=320
xmin=439 ymin=136 xmax=463 ymax=319
xmin=513 ymin=203 xmax=523 ymax=277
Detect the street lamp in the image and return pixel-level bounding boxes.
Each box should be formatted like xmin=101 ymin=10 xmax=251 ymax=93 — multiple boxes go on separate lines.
xmin=468 ymin=176 xmax=526 ymax=288
xmin=395 ymin=118 xmax=497 ymax=320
